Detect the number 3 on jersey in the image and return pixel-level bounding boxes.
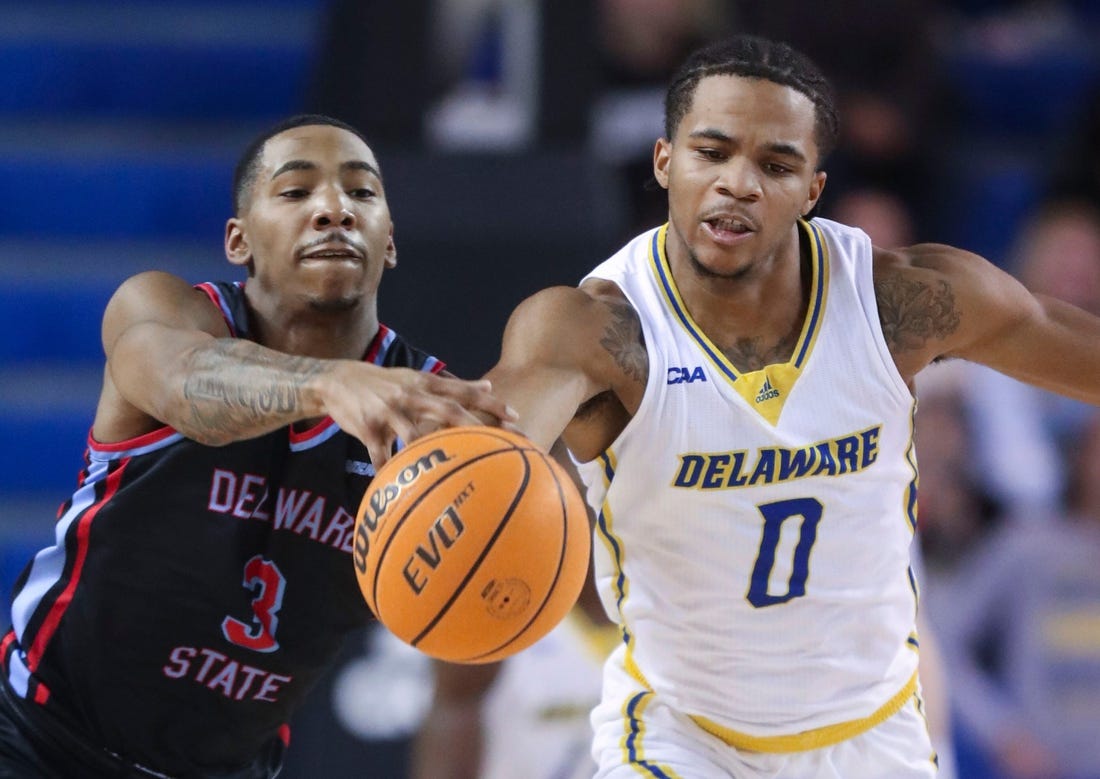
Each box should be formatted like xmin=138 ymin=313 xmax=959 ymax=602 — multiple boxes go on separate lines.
xmin=747 ymin=498 xmax=822 ymax=608
xmin=222 ymin=556 xmax=286 ymax=652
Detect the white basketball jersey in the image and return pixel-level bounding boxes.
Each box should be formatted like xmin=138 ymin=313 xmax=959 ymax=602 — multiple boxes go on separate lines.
xmin=576 ymin=218 xmax=921 ymax=748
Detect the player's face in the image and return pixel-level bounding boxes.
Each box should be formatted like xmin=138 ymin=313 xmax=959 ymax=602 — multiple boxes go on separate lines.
xmin=226 ymin=124 xmax=396 ymax=313
xmin=654 ymin=75 xmax=826 ymax=279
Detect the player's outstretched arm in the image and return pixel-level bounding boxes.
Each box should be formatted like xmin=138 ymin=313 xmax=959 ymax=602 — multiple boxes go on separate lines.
xmin=875 ymin=244 xmax=1100 ymax=402
xmin=482 ymin=285 xmax=618 ymax=451
xmin=100 ymin=271 xmax=515 ymax=464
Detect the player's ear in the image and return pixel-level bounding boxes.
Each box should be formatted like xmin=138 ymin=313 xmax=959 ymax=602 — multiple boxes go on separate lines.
xmin=653 ymin=137 xmax=672 ymax=190
xmin=801 ymin=171 xmax=827 ymax=217
xmin=384 ymin=225 xmax=397 ymax=269
xmin=225 ymin=218 xmax=251 ymax=267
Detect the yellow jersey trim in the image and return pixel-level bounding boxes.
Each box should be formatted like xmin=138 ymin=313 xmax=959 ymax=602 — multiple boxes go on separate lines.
xmin=594 ymin=450 xmax=632 ymax=650
xmin=686 ymin=670 xmax=919 ymax=753
xmin=648 ymin=220 xmax=829 ymax=425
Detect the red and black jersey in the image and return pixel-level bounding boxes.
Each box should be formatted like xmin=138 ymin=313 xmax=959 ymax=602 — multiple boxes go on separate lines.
xmin=1 ymin=281 xmax=445 ymax=776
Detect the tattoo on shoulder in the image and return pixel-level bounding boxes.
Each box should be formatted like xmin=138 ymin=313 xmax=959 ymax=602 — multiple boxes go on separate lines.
xmin=599 ymin=300 xmax=647 ymax=383
xmin=875 ymin=273 xmax=961 ymax=355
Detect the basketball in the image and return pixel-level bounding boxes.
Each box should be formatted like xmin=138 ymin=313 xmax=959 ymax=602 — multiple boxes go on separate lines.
xmin=352 ymin=426 xmax=591 ymax=664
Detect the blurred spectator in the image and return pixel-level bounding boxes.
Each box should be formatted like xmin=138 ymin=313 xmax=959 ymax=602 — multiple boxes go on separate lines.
xmin=424 ymin=0 xmax=543 ymax=152
xmin=478 ymin=579 xmax=617 ymax=779
xmin=307 ymin=0 xmax=437 ymax=147
xmin=935 ymin=0 xmax=1099 ymax=146
xmin=935 ymin=409 xmax=1100 ymax=779
xmin=965 ymin=199 xmax=1100 ymax=519
xmin=410 ymin=571 xmax=616 ymax=779
xmin=911 ymin=362 xmax=996 ymax=779
xmin=931 ymin=1 xmax=1100 ymax=259
xmin=827 ymin=187 xmax=917 ymax=248
xmin=587 ymin=0 xmax=731 ymax=239
xmin=733 ymin=0 xmax=950 ymax=236
xmin=908 ymin=536 xmax=961 ymax=779
xmin=1050 ymin=78 xmax=1100 ymax=204
xmin=914 ymin=362 xmax=1002 ymax=581
xmin=309 ymin=2 xmax=601 ymax=154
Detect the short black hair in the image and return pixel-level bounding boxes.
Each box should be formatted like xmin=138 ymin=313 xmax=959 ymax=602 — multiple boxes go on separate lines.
xmin=232 ymin=113 xmax=372 ymax=215
xmin=664 ymin=35 xmax=839 ymax=165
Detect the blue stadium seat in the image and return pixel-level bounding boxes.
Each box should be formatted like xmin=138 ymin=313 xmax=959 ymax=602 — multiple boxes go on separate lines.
xmin=0 ymin=147 xmax=237 ymax=240
xmin=946 ymin=47 xmax=1100 ymax=137
xmin=0 ymin=366 xmax=98 ymax=493
xmin=0 ymin=283 xmax=110 ymax=364
xmin=0 ymin=0 xmax=327 ymax=511
xmin=0 ymin=42 xmax=312 ymax=121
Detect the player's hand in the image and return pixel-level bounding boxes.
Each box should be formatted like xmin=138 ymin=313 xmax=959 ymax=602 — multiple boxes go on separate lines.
xmin=318 ymin=362 xmax=518 ymax=467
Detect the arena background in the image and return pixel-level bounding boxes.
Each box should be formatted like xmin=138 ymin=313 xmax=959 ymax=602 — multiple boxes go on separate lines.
xmin=1 ymin=2 xmax=1099 ymax=776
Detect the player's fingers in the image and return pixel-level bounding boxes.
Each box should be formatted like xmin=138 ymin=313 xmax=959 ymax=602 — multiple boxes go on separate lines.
xmin=416 ymin=388 xmax=511 ymax=430
xmin=385 ymin=410 xmax=420 ymax=453
xmin=428 ymin=377 xmax=518 ymax=426
xmin=359 ymin=410 xmax=415 ymax=468
xmin=364 ymin=434 xmax=390 ymax=470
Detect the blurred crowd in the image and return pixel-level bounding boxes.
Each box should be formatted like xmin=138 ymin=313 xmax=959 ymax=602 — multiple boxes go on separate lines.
xmin=288 ymin=2 xmax=1100 ymax=778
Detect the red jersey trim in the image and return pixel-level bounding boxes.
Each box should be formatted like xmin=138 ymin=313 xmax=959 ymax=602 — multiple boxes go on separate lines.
xmin=288 ymin=417 xmax=338 ymax=445
xmin=26 ymin=459 xmax=129 ymax=671
xmin=88 ymin=426 xmax=179 ymax=454
xmin=196 ymin=281 xmax=241 ymax=336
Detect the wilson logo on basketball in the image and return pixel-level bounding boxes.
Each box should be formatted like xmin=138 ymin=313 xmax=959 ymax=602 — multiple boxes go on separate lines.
xmin=353 ymin=447 xmax=451 ymax=574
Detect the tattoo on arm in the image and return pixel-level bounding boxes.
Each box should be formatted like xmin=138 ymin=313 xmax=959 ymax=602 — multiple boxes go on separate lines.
xmin=181 ymin=340 xmax=326 ymax=443
xmin=875 ymin=274 xmax=961 ymax=355
xmin=599 ymin=300 xmax=647 ymax=383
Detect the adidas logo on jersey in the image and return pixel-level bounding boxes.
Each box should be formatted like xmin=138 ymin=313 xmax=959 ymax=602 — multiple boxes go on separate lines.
xmin=755 ymin=378 xmax=780 ymax=403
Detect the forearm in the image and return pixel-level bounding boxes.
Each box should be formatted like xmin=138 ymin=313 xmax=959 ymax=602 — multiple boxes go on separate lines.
xmin=171 ymin=339 xmax=329 ymax=445
xmin=958 ymin=293 xmax=1100 ymax=405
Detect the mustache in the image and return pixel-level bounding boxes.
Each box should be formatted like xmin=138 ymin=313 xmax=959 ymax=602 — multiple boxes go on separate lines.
xmin=297 ymin=232 xmax=368 ymax=258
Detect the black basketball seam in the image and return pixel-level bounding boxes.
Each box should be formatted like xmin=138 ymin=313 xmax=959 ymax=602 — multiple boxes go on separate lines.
xmin=369 ymin=445 xmax=520 ymax=607
xmin=409 ymin=452 xmax=533 ymax=647
xmin=465 ymin=449 xmax=576 ymax=662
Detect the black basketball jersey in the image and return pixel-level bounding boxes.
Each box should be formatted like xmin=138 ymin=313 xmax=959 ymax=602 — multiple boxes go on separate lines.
xmin=1 ymin=281 xmax=445 ymax=776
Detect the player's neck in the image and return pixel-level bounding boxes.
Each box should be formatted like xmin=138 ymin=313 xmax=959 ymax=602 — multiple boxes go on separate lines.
xmin=248 ymin=301 xmax=380 ymax=361
xmin=671 ymin=225 xmax=810 ymax=358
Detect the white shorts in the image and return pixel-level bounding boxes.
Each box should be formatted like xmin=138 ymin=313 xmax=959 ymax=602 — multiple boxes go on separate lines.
xmin=591 ymin=652 xmax=939 ymax=779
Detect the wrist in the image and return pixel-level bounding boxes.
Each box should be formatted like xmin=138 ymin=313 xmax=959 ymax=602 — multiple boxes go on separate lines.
xmin=298 ymin=359 xmax=339 ymax=419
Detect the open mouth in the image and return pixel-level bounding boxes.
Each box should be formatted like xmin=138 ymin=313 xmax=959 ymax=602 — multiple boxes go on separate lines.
xmin=706 ymin=217 xmax=752 ymax=234
xmin=703 ymin=216 xmax=755 ymax=242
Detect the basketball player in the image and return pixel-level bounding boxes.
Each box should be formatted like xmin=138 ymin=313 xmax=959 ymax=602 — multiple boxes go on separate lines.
xmin=428 ymin=36 xmax=1100 ymax=778
xmin=0 ymin=114 xmax=515 ymax=778
xmin=413 ymin=569 xmax=617 ymax=779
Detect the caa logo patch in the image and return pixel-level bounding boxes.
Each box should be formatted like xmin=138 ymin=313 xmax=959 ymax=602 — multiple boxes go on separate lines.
xmin=667 ymin=366 xmax=707 ymax=384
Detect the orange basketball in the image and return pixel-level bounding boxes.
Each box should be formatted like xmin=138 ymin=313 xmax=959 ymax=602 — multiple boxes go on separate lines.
xmin=352 ymin=426 xmax=591 ymax=664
